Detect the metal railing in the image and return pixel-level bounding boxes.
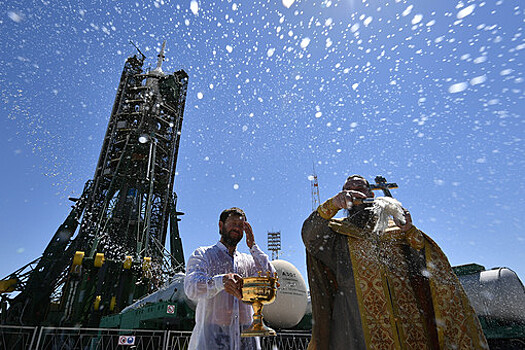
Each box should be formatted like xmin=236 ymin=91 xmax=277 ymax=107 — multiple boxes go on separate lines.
xmin=34 ymin=327 xmax=168 ymax=350
xmin=0 ymin=326 xmax=311 ymax=350
xmin=261 ymin=331 xmax=311 ymax=350
xmin=0 ymin=325 xmax=38 ymax=350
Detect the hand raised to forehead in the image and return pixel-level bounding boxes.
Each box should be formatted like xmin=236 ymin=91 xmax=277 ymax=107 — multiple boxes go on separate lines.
xmin=244 ymin=221 xmax=255 ymax=249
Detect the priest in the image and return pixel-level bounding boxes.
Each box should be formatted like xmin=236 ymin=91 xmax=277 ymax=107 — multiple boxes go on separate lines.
xmin=302 ymin=175 xmax=488 ymax=350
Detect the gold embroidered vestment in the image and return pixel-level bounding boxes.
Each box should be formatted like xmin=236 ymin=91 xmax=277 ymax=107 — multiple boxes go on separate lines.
xmin=303 ymin=200 xmax=488 ymax=350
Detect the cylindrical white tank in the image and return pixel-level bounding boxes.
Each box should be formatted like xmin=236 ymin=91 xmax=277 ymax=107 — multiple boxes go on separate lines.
xmin=263 ymin=260 xmax=308 ymax=329
xmin=458 ymin=267 xmax=525 ymax=322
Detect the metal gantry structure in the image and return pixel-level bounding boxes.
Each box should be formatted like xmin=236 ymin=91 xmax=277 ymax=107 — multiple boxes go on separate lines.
xmin=0 ymin=42 xmax=189 ymax=328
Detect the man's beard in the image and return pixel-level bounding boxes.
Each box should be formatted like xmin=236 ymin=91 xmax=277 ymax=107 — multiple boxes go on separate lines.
xmin=220 ymin=227 xmax=242 ymax=247
xmin=345 ymin=203 xmax=374 ymax=228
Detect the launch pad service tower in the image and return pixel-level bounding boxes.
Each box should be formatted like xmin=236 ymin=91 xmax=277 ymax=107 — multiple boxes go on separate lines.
xmin=1 ymin=42 xmax=189 ymax=328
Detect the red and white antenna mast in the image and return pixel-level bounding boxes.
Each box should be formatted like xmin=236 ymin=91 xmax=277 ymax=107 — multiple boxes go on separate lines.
xmin=310 ymin=163 xmax=320 ymax=211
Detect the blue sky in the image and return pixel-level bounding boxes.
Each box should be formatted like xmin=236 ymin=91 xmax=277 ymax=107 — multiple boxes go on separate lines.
xmin=1 ymin=0 xmax=523 ymax=287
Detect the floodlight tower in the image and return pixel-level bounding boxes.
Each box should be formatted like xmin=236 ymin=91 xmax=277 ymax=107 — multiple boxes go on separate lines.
xmin=267 ymin=232 xmax=281 ymax=261
xmin=1 ymin=42 xmax=189 ymax=327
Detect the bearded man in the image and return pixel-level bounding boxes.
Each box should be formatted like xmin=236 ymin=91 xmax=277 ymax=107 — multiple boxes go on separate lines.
xmin=302 ymin=175 xmax=488 ymax=350
xmin=185 ymin=207 xmax=275 ymax=350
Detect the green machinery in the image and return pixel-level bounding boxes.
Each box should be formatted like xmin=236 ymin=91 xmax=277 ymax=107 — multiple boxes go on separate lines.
xmin=100 ymin=301 xmax=194 ymax=331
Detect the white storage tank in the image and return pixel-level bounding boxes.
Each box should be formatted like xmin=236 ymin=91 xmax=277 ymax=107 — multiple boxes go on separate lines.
xmin=457 ymin=266 xmax=525 ymax=322
xmin=263 ymin=259 xmax=308 ymax=329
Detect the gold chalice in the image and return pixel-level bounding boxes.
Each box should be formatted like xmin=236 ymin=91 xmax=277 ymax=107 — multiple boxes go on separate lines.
xmin=241 ymin=271 xmax=279 ymax=337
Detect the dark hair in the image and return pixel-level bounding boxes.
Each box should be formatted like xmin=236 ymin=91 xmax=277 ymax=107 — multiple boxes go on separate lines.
xmin=345 ymin=174 xmax=369 ymax=184
xmin=343 ymin=175 xmax=370 ymax=191
xmin=219 ymin=207 xmax=246 ymax=223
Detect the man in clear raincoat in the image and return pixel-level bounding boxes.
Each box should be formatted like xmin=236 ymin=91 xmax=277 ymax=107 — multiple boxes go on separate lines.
xmin=184 ymin=207 xmax=275 ymax=350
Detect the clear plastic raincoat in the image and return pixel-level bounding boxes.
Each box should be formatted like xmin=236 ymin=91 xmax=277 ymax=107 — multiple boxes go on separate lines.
xmin=184 ymin=242 xmax=275 ymax=350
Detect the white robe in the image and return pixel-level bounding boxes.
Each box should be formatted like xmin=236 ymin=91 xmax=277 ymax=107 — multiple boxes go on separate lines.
xmin=184 ymin=242 xmax=275 ymax=350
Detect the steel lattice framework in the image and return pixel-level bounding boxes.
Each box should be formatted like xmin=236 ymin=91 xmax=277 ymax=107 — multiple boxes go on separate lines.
xmin=76 ymin=47 xmax=187 ymax=268
xmin=1 ymin=43 xmax=188 ymax=327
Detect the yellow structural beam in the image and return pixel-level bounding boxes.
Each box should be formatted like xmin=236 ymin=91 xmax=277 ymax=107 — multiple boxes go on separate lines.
xmin=0 ymin=278 xmax=18 ymax=293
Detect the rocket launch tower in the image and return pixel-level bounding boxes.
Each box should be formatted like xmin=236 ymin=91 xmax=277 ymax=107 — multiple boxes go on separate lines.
xmin=0 ymin=42 xmax=188 ymax=327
